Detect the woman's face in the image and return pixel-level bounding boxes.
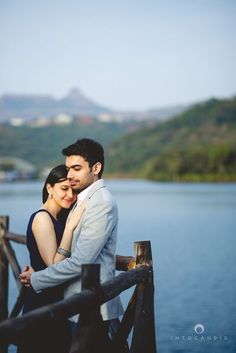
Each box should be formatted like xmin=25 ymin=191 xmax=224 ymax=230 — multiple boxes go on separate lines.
xmin=49 ymin=179 xmax=76 ymax=208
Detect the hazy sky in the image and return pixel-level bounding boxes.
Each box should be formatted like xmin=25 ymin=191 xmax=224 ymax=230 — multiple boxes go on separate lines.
xmin=1 ymin=0 xmax=236 ymax=110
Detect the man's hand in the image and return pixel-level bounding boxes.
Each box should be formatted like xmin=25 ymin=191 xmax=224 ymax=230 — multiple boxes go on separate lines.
xmin=19 ymin=266 xmax=34 ymax=287
xmin=116 ymin=255 xmax=136 ymax=271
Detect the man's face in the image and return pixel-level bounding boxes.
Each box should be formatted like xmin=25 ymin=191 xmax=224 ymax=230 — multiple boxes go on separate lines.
xmin=65 ymin=155 xmax=98 ymax=193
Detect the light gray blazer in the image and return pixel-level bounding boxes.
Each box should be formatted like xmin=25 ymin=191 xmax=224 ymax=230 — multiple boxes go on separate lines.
xmin=31 ymin=179 xmax=123 ymax=321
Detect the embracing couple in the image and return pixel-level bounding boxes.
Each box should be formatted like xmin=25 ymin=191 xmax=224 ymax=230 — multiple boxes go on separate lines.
xmin=18 ymin=138 xmax=124 ymax=353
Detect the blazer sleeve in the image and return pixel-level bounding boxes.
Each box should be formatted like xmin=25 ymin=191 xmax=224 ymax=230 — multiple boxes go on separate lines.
xmin=31 ymin=199 xmax=117 ymax=293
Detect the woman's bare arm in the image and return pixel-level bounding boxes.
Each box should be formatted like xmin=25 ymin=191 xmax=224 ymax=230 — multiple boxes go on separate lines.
xmin=33 ymin=203 xmax=85 ymax=266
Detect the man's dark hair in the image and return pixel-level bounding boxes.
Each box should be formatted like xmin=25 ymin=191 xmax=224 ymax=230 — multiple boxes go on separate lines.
xmin=62 ymin=138 xmax=104 ymax=178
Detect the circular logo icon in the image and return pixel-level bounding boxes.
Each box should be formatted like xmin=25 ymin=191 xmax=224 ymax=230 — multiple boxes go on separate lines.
xmin=194 ymin=324 xmax=205 ymax=334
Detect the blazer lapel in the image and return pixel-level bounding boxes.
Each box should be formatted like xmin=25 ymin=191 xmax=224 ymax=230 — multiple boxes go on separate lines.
xmin=70 ymin=179 xmax=106 ymax=249
xmin=87 ymin=179 xmax=105 ymax=199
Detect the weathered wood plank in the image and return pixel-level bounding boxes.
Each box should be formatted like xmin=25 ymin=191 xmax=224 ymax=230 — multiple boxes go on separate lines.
xmin=4 ymin=232 xmax=26 ymax=245
xmin=2 ymin=240 xmax=22 ymax=290
xmin=0 ymin=216 xmax=9 ymax=321
xmin=112 ymin=286 xmax=138 ymax=353
xmin=0 ymin=266 xmax=149 ymax=346
xmin=70 ymin=264 xmax=107 ymax=353
xmin=0 ymin=216 xmax=9 ymax=353
xmin=130 ymin=241 xmax=157 ymax=353
xmin=0 ymin=219 xmax=158 ymax=353
xmin=9 ymin=286 xmax=26 ymax=318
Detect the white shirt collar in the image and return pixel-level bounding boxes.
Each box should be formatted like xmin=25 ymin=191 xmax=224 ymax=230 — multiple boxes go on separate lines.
xmin=77 ymin=179 xmax=102 ymax=204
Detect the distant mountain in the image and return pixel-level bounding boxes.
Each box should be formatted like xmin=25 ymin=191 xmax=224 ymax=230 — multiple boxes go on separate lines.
xmin=0 ymin=87 xmax=191 ymax=123
xmin=0 ymin=88 xmax=111 ymax=121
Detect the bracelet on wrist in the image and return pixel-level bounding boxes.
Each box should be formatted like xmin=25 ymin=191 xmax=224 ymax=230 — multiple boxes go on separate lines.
xmin=57 ymin=247 xmax=71 ymax=258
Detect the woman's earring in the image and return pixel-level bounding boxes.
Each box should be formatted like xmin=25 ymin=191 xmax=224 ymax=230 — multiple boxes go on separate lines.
xmin=50 ymin=194 xmax=53 ymax=199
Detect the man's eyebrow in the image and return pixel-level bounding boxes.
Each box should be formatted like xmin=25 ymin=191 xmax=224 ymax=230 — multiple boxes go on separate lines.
xmin=67 ymin=164 xmax=82 ymax=169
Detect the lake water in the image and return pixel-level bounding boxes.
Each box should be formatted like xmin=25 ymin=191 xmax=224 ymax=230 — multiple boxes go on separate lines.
xmin=0 ymin=180 xmax=236 ymax=352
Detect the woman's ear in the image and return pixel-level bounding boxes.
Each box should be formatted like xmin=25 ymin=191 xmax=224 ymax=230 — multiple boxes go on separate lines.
xmin=92 ymin=162 xmax=102 ymax=176
xmin=46 ymin=183 xmax=52 ymax=195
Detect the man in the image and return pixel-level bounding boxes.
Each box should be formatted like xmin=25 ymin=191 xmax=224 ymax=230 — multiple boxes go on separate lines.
xmin=20 ymin=138 xmax=123 ymax=342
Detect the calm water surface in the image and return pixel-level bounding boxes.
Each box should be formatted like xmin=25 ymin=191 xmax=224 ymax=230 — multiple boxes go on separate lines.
xmin=0 ymin=180 xmax=236 ymax=353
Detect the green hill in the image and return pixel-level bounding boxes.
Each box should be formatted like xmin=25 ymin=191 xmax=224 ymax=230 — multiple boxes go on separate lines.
xmin=105 ymin=97 xmax=236 ymax=181
xmin=0 ymin=119 xmax=143 ymax=171
xmin=1 ymin=97 xmax=235 ymax=181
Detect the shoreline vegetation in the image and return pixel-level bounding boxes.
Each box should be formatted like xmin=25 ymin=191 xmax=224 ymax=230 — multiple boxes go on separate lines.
xmin=105 ymin=173 xmax=236 ymax=182
xmin=1 ymin=173 xmax=236 ymax=183
xmin=0 ymin=96 xmax=235 ymax=183
xmin=105 ymin=97 xmax=236 ymax=182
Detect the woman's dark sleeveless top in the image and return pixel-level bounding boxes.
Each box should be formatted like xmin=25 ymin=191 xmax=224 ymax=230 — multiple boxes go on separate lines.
xmin=23 ymin=209 xmax=64 ymax=313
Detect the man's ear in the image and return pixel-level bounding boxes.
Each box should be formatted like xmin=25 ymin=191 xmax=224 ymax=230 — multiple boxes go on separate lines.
xmin=92 ymin=162 xmax=102 ymax=176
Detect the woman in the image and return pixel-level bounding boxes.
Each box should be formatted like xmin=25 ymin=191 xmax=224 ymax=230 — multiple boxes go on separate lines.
xmin=18 ymin=164 xmax=84 ymax=353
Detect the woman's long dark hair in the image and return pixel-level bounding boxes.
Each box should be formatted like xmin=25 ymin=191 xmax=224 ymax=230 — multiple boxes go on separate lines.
xmin=42 ymin=164 xmax=68 ymax=203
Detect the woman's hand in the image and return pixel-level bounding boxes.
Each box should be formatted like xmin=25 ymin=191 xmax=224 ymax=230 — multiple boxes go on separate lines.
xmin=66 ymin=201 xmax=86 ymax=231
xmin=54 ymin=201 xmax=86 ymax=263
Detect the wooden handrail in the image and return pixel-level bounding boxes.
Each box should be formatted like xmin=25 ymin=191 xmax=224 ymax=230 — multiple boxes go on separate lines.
xmin=0 ymin=215 xmax=157 ymax=353
xmin=0 ymin=266 xmax=149 ymax=345
xmin=4 ymin=232 xmax=26 ymax=245
xmin=3 ymin=233 xmax=135 ymax=270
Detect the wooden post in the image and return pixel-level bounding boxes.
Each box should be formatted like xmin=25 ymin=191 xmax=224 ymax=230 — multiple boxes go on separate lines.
xmin=0 ymin=216 xmax=9 ymax=320
xmin=69 ymin=264 xmax=106 ymax=353
xmin=0 ymin=216 xmax=9 ymax=353
xmin=130 ymin=241 xmax=157 ymax=353
xmin=3 ymin=240 xmax=22 ymax=291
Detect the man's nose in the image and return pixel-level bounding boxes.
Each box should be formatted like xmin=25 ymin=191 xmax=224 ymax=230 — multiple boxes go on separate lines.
xmin=67 ymin=169 xmax=73 ymax=179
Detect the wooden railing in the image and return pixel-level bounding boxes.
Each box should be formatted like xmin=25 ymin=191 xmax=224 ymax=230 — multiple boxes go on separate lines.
xmin=0 ymin=215 xmax=157 ymax=353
